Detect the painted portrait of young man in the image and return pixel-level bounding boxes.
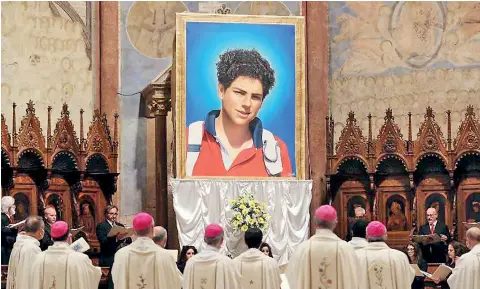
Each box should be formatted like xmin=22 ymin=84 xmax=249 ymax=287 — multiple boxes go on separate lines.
xmin=186 ymin=48 xmax=291 ymax=177
xmin=176 ymin=14 xmax=305 ymax=179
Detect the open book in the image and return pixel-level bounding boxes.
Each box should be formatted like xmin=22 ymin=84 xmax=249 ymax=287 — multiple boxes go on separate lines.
xmin=107 ymin=226 xmax=134 ymax=239
xmin=422 ymin=264 xmax=453 ymax=281
xmin=70 ymin=226 xmax=84 ymax=236
xmin=70 ymin=237 xmax=90 ymax=253
xmin=412 ymin=234 xmax=441 ymax=245
xmin=7 ymin=219 xmax=26 ymax=229
xmin=462 ymin=222 xmax=480 ymax=229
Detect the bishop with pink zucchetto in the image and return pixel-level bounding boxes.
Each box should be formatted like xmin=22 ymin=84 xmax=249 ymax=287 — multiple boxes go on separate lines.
xmin=31 ymin=221 xmax=102 ymax=289
xmin=356 ymin=221 xmax=415 ymax=289
xmin=183 ymin=223 xmax=241 ymax=289
xmin=112 ymin=212 xmax=182 ymax=289
xmin=286 ymin=205 xmax=360 ymax=289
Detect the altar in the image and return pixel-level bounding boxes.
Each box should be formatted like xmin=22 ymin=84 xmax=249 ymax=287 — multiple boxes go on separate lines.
xmin=171 ymin=179 xmax=312 ymax=265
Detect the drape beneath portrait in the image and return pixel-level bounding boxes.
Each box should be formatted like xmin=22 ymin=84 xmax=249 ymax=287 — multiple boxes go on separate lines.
xmin=171 ymin=179 xmax=312 ymax=265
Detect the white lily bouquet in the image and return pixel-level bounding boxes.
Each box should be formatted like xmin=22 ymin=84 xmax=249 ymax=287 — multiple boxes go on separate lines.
xmin=230 ymin=192 xmax=269 ymax=232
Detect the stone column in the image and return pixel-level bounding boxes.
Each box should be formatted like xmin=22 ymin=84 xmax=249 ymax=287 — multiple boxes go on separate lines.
xmin=141 ymin=76 xmax=171 ymax=229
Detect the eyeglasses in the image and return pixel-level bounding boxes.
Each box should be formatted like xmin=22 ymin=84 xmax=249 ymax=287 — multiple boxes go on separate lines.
xmin=107 ymin=212 xmax=118 ymax=216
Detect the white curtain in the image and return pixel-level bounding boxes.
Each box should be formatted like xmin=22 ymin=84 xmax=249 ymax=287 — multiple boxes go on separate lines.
xmin=171 ymin=178 xmax=312 ymax=265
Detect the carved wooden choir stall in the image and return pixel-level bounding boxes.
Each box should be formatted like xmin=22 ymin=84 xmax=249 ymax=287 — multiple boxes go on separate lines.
xmin=1 ymin=101 xmax=119 ymax=252
xmin=326 ymin=106 xmax=480 ymax=249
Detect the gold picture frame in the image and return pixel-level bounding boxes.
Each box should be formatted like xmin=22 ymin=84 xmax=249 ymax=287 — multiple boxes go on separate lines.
xmin=175 ymin=13 xmax=306 ymax=179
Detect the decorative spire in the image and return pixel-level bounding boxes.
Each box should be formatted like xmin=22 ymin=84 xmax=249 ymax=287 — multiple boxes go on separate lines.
xmin=347 ymin=111 xmax=356 ymax=123
xmin=47 ymin=106 xmax=52 ymax=150
xmin=466 ymin=105 xmax=475 ymax=117
xmin=80 ymin=109 xmax=84 ymax=152
xmin=61 ymin=103 xmax=69 ymax=118
xmin=368 ymin=113 xmax=373 ymax=155
xmin=12 ymin=102 xmax=17 ymax=148
xmin=425 ymin=106 xmax=434 ymax=119
xmin=26 ymin=100 xmax=35 ymax=114
xmin=446 ymin=110 xmax=452 ymax=151
xmin=385 ymin=108 xmax=394 ymax=121
xmin=407 ymin=112 xmax=412 ymax=153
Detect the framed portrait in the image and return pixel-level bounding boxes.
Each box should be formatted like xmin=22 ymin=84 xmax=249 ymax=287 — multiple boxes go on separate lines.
xmin=175 ymin=13 xmax=306 ymax=179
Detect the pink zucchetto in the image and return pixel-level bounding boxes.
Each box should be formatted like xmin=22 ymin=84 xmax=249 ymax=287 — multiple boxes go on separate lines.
xmin=315 ymin=205 xmax=337 ymax=221
xmin=133 ymin=212 xmax=153 ymax=231
xmin=205 ymin=223 xmax=223 ymax=238
xmin=366 ymin=221 xmax=387 ymax=237
xmin=51 ymin=221 xmax=69 ymax=238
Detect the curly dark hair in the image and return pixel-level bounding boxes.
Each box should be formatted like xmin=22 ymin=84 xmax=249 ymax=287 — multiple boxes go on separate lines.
xmin=216 ymin=49 xmax=275 ymax=98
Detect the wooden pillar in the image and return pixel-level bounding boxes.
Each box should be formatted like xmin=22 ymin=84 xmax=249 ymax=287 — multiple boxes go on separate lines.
xmin=141 ymin=74 xmax=172 ymax=229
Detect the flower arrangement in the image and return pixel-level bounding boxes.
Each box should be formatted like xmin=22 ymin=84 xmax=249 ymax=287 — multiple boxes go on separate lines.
xmin=230 ymin=192 xmax=269 ymax=232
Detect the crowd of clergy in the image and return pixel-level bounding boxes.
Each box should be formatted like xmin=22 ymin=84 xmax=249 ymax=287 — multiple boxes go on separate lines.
xmin=1 ymin=194 xmax=479 ymax=289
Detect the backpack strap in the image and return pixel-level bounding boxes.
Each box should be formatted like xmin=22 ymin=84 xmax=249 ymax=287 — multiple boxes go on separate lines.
xmin=262 ymin=129 xmax=283 ymax=176
xmin=186 ymin=121 xmax=204 ymax=176
xmin=186 ymin=122 xmax=284 ymax=176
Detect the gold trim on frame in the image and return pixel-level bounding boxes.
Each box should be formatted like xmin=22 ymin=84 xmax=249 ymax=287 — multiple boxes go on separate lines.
xmin=175 ymin=13 xmax=306 ymax=180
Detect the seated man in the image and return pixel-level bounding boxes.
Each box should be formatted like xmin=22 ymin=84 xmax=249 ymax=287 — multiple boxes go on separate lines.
xmin=234 ymin=228 xmax=281 ymax=289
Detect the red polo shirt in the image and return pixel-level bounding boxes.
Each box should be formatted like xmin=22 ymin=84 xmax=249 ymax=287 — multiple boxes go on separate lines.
xmin=187 ymin=111 xmax=293 ymax=177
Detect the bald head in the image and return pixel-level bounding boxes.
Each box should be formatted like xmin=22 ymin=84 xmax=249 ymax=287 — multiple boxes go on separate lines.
xmin=24 ymin=216 xmax=45 ymax=240
xmin=426 ymin=207 xmax=438 ymax=225
xmin=466 ymin=227 xmax=480 ymax=249
xmin=44 ymin=206 xmax=57 ymax=225
xmin=153 ymin=226 xmax=167 ymax=248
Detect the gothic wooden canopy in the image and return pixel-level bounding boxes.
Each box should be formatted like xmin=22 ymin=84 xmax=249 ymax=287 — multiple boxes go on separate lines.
xmin=326 ymin=106 xmax=480 ymax=241
xmin=1 ymin=101 xmax=119 ymax=228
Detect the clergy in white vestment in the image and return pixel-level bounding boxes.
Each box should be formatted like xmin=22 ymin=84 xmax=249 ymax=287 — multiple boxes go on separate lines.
xmin=183 ymin=223 xmax=242 ymax=289
xmin=356 ymin=221 xmax=415 ymax=289
xmin=285 ymin=205 xmax=360 ymax=289
xmin=112 ymin=213 xmax=182 ymax=289
xmin=447 ymin=227 xmax=480 ymax=289
xmin=31 ymin=221 xmax=102 ymax=289
xmin=348 ymin=219 xmax=369 ymax=250
xmin=234 ymin=228 xmax=281 ymax=289
xmin=7 ymin=216 xmax=44 ymax=289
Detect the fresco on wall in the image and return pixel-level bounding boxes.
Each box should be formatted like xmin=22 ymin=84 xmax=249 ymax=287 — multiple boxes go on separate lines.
xmin=1 ymin=1 xmax=95 ymax=133
xmin=328 ymin=2 xmax=480 ymax=146
xmin=119 ymin=1 xmax=301 ymax=214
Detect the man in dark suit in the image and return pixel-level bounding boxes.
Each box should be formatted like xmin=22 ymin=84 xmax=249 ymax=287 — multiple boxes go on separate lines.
xmin=417 ymin=207 xmax=451 ymax=263
xmin=96 ymin=205 xmax=131 ymax=267
xmin=1 ymin=196 xmax=18 ymax=264
xmin=96 ymin=205 xmax=131 ymax=289
xmin=40 ymin=206 xmax=56 ymax=251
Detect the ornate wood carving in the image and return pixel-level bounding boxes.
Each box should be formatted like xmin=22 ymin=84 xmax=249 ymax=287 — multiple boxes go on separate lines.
xmin=454 ymin=105 xmax=480 ymax=155
xmin=1 ymin=114 xmax=11 ymax=153
xmin=334 ymin=112 xmax=368 ymax=172
xmin=52 ymin=103 xmax=81 ymax=157
xmin=1 ymin=101 xmax=119 ymax=252
xmin=327 ymin=105 xmax=480 ymax=246
xmin=16 ymin=101 xmax=47 ymax=157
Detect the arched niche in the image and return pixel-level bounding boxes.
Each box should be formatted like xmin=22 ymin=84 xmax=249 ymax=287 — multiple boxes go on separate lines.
xmin=12 ymin=192 xmax=30 ymax=222
xmin=415 ymin=155 xmax=451 ymax=230
xmin=332 ymin=158 xmax=370 ymax=239
xmin=455 ymin=153 xmax=480 ymax=241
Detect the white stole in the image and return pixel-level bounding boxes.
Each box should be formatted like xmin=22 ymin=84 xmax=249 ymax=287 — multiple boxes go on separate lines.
xmin=7 ymin=234 xmax=42 ymax=289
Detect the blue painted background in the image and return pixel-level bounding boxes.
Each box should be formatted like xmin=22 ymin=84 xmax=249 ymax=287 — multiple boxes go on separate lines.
xmin=185 ymin=22 xmax=297 ymax=174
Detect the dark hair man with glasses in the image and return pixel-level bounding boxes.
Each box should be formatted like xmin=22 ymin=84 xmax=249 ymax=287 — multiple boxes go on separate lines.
xmin=96 ymin=205 xmax=132 ymax=268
